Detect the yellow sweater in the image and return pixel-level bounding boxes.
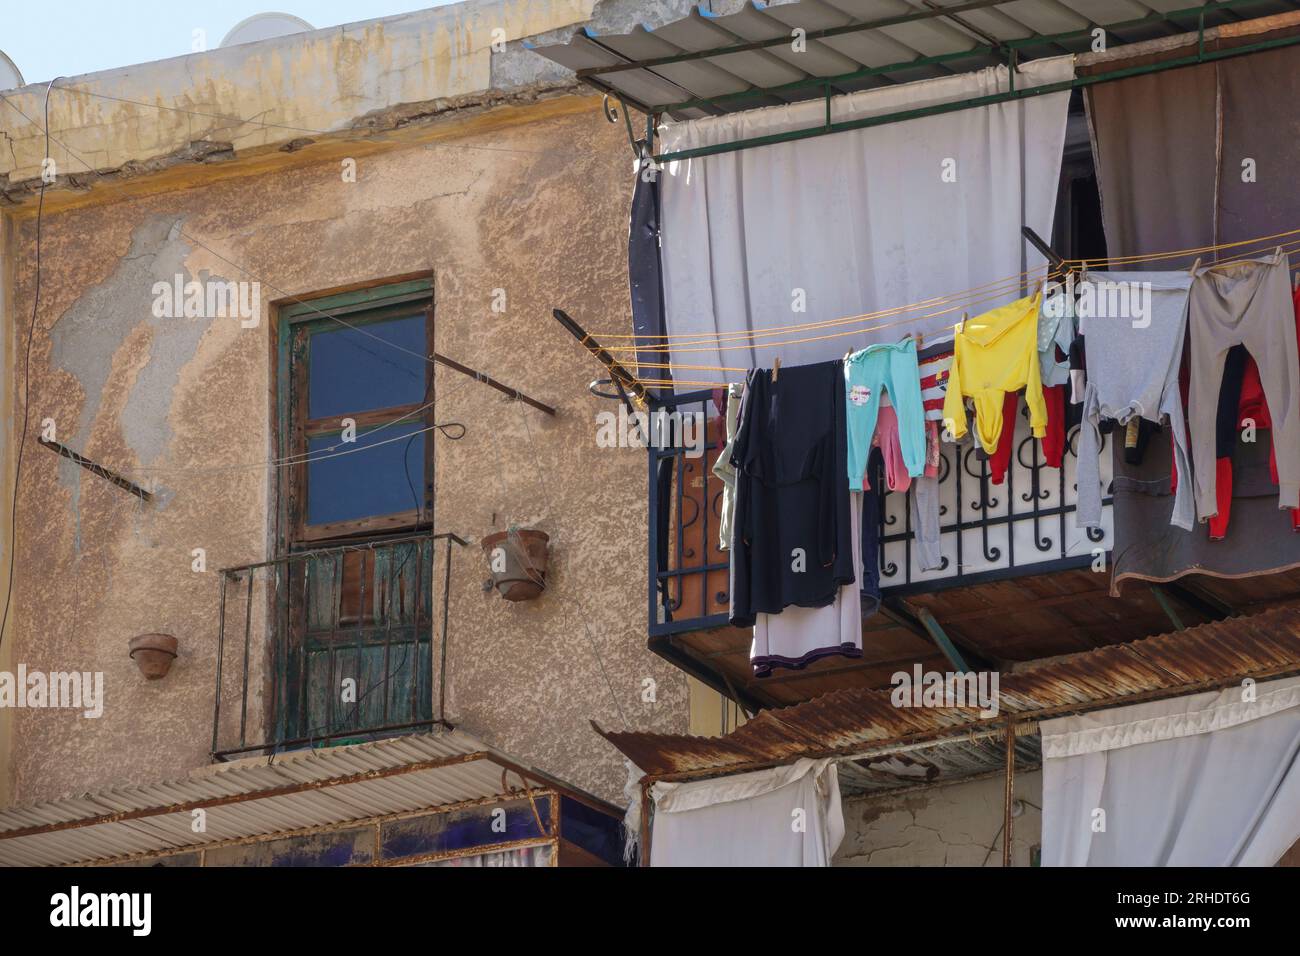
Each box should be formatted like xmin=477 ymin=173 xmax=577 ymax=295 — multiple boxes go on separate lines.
xmin=942 ymin=292 xmax=1047 ymax=455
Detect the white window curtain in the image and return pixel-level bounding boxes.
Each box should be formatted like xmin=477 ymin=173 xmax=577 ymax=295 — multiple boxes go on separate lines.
xmin=658 ymin=56 xmax=1074 ymax=389
xmin=648 ymin=758 xmax=843 ymax=867
xmin=1041 ymin=675 xmax=1300 ymax=866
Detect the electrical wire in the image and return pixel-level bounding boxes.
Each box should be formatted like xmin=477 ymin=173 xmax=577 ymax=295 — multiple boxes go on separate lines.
xmin=0 ymin=77 xmax=60 ymax=655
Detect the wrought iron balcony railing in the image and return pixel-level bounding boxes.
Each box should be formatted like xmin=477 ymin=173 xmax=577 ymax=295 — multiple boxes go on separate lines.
xmin=648 ymin=388 xmax=1114 ymax=637
xmin=211 ymin=531 xmax=465 ymax=761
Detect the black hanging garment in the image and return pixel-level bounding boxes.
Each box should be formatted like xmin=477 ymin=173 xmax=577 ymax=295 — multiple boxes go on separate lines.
xmin=729 ymin=360 xmax=854 ymax=627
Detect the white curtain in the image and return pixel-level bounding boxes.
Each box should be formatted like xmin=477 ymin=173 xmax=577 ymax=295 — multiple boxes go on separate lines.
xmin=1042 ymin=676 xmax=1300 ymax=866
xmin=658 ymin=56 xmax=1074 ymax=389
xmin=649 ymin=758 xmax=843 ymax=867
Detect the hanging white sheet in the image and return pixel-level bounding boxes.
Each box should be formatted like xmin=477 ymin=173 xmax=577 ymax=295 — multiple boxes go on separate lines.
xmin=1041 ymin=675 xmax=1300 ymax=866
xmin=658 ymin=56 xmax=1074 ymax=390
xmin=649 ymin=758 xmax=843 ymax=867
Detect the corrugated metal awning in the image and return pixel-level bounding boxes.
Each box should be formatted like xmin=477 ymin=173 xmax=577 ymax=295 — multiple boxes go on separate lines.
xmin=0 ymin=730 xmax=580 ymax=866
xmin=596 ymin=605 xmax=1300 ymax=784
xmin=531 ymin=0 xmax=1300 ymax=119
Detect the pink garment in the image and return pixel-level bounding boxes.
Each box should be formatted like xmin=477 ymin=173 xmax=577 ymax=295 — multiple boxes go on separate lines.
xmin=924 ymin=420 xmax=941 ymax=478
xmin=865 ymin=405 xmax=912 ymax=492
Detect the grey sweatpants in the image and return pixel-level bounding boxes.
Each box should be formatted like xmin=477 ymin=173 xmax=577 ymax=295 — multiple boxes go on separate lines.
xmin=1189 ymin=250 xmax=1300 ymax=517
xmin=910 ymin=476 xmax=942 ymax=571
xmin=1076 ymin=271 xmax=1196 ymax=531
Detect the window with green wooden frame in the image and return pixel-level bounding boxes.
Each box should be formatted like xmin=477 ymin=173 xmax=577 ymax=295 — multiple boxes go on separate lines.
xmin=270 ymin=277 xmax=438 ymax=747
xmin=279 ymin=277 xmax=436 ymax=544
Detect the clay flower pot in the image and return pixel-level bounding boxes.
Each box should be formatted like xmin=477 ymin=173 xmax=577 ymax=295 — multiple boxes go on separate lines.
xmin=481 ymin=529 xmax=550 ymax=601
xmin=129 ymin=633 xmax=178 ymax=680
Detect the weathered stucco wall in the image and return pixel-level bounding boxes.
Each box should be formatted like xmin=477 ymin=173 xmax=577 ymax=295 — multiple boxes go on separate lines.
xmin=0 ymin=0 xmax=600 ymax=184
xmin=834 ymin=771 xmax=1044 ymax=867
xmin=2 ymin=93 xmax=686 ymax=807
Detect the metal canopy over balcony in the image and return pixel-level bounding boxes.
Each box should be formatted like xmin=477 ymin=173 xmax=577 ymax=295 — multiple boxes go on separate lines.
xmin=532 ymin=0 xmax=1300 ymax=120
xmin=599 ymin=605 xmax=1300 ymax=790
xmin=0 ymin=731 xmax=621 ymax=867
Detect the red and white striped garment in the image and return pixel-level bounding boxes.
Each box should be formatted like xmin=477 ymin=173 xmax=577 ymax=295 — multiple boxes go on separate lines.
xmin=918 ymin=348 xmax=954 ymax=422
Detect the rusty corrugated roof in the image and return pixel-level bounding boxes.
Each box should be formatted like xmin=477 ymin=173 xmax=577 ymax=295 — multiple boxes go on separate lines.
xmin=600 ymin=606 xmax=1300 ymax=781
xmin=0 ymin=730 xmax=599 ymax=867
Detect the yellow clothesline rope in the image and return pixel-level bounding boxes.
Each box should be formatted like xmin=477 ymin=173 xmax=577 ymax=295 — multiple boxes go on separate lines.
xmin=609 ymin=271 xmax=1045 ymax=356
xmin=624 ymin=234 xmax=1300 ymax=388
xmin=626 ymin=269 xmax=1057 ymax=368
xmin=596 ymin=264 xmax=1052 ymax=345
xmin=592 ymin=225 xmax=1300 ymax=358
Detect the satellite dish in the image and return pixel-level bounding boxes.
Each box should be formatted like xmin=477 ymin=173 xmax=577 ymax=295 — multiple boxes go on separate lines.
xmin=220 ymin=12 xmax=314 ymax=48
xmin=0 ymin=50 xmax=24 ymax=92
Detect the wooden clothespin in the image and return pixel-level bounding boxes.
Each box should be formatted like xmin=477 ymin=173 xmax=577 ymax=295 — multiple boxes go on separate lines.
xmin=1189 ymin=256 xmax=1202 ymax=276
xmin=1293 ymin=269 xmax=1299 ymax=292
xmin=772 ymin=357 xmax=781 ymax=383
xmin=1079 ymin=260 xmax=1089 ymax=283
xmin=959 ymin=311 xmax=969 ymax=334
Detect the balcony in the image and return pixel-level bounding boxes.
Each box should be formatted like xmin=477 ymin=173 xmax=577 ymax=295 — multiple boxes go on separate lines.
xmin=641 ymin=388 xmax=1257 ymax=712
xmin=210 ymin=531 xmax=465 ymax=761
xmin=649 ymin=387 xmax=1115 ymax=632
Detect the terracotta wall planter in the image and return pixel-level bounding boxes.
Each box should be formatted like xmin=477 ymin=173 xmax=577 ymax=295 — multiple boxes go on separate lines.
xmin=129 ymin=633 xmax=178 ymax=680
xmin=481 ymin=529 xmax=550 ymax=601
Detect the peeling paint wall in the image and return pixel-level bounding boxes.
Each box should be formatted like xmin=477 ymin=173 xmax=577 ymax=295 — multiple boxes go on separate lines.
xmin=834 ymin=772 xmax=1044 ymax=867
xmin=2 ymin=92 xmax=687 ymax=808
xmin=0 ymin=0 xmax=601 ymax=184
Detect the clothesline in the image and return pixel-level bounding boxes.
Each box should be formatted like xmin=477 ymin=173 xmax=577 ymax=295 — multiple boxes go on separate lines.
xmin=600 ymin=226 xmax=1300 ymax=368
xmin=625 ymin=231 xmax=1300 ymax=389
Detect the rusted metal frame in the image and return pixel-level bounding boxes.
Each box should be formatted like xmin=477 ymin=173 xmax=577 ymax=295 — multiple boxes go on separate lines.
xmin=219 ymin=531 xmax=467 ymax=574
xmin=576 ymin=0 xmax=1019 ymax=80
xmin=214 ymin=718 xmax=449 ymax=760
xmin=646 ymin=633 xmax=776 ymax=715
xmin=1163 ymin=580 xmax=1237 ymax=620
xmin=1151 ymin=585 xmax=1187 ymax=630
xmin=437 ymin=536 xmax=454 ymax=725
xmin=1002 ymin=723 xmax=1016 ymax=867
xmin=655 ymin=29 xmax=1300 ymax=163
xmin=36 ymin=439 xmax=152 ymax=500
xmin=634 ymin=661 xmax=1300 ymax=785
xmin=211 ymin=573 xmax=229 ymax=756
xmin=488 ymin=750 xmax=628 ymax=820
xmin=239 ymin=572 xmax=254 ymax=748
xmin=880 ymin=598 xmax=985 ymax=672
xmin=85 ymin=787 xmax=563 ymax=868
xmin=0 ymin=751 xmax=498 ymax=841
xmin=373 ymin=835 xmax=557 ymax=868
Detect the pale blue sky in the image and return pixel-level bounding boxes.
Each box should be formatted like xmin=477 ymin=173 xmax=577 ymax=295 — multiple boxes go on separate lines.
xmin=4 ymin=1 xmax=460 ymax=85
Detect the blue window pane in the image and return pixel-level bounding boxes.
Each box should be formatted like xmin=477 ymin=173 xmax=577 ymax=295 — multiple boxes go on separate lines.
xmin=308 ymin=314 xmax=427 ymax=419
xmin=307 ymin=422 xmax=426 ymax=525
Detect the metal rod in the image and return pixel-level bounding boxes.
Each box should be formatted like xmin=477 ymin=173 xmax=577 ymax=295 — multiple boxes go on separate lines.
xmin=1003 ymin=724 xmax=1016 ymax=867
xmin=1021 ymin=226 xmax=1067 ymax=273
xmin=211 ymin=573 xmax=228 ymax=756
xmin=37 ymin=438 xmax=153 ymax=500
xmin=217 ymin=531 xmax=468 ymax=575
xmin=430 ymin=349 xmax=556 ymax=416
xmin=553 ymin=308 xmax=650 ymax=405
xmin=897 ymin=601 xmax=973 ymax=672
xmin=239 ymin=571 xmax=254 ymax=748
xmin=1152 ymin=585 xmax=1187 ymax=630
xmin=438 ymin=536 xmax=453 ymax=724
